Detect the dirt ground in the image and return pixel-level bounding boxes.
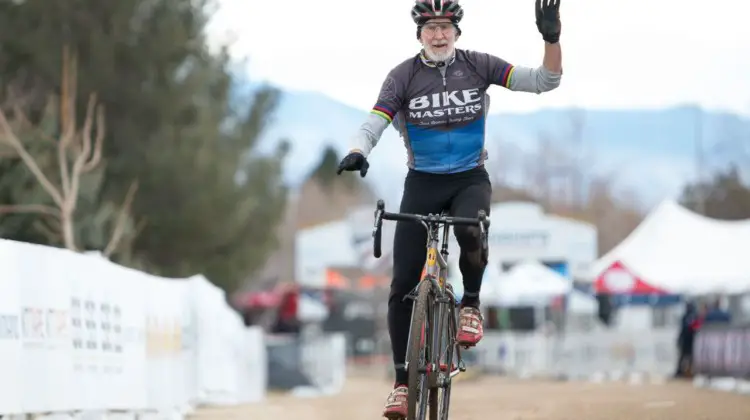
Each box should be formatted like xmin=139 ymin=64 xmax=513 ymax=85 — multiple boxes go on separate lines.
xmin=190 ymin=373 xmax=750 ymax=420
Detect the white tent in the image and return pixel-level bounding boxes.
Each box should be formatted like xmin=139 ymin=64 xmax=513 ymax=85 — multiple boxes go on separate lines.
xmin=589 ymin=199 xmax=750 ymax=295
xmin=482 ymin=260 xmax=572 ymax=306
xmin=567 ymin=289 xmax=598 ymax=314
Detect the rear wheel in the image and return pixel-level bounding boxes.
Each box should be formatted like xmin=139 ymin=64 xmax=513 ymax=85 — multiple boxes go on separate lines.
xmin=407 ymin=280 xmax=433 ymax=420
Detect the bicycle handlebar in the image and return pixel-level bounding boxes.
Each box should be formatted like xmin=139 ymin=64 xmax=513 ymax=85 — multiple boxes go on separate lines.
xmin=372 ymin=199 xmax=490 ymax=259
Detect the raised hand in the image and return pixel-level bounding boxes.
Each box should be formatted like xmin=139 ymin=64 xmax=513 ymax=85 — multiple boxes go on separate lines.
xmin=535 ymin=0 xmax=561 ymax=44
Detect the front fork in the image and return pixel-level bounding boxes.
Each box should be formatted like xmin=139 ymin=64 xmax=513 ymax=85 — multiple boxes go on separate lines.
xmin=403 ymin=281 xmax=466 ymax=388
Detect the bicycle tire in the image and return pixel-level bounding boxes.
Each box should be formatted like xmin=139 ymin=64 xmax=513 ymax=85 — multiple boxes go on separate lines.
xmin=428 ymin=291 xmax=455 ymax=420
xmin=428 ymin=374 xmax=439 ymax=420
xmin=407 ymin=280 xmax=433 ymax=420
xmin=438 ymin=297 xmax=458 ymax=420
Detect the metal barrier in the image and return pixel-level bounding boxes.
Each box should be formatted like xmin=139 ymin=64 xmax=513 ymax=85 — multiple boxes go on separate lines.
xmin=476 ymin=332 xmax=551 ymax=376
xmin=476 ymin=328 xmax=678 ymax=380
xmin=300 ymin=333 xmax=347 ymax=393
xmin=265 ymin=333 xmax=347 ymax=393
xmin=694 ymin=323 xmax=750 ymax=379
xmin=265 ymin=335 xmax=310 ymax=389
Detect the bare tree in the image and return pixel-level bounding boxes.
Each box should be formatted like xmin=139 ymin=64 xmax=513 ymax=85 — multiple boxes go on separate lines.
xmin=488 ymin=135 xmax=520 ymax=186
xmin=523 ymin=130 xmax=575 ymax=206
xmin=711 ymin=113 xmax=750 ymax=176
xmin=520 ymin=108 xmax=594 ymax=209
xmin=565 ymin=107 xmax=589 ymax=207
xmin=0 ymin=45 xmax=138 ymax=257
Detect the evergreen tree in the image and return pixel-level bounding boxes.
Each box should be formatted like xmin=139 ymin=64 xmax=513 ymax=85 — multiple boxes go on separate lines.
xmin=0 ymin=0 xmax=287 ymax=291
xmin=680 ymin=164 xmax=750 ymax=220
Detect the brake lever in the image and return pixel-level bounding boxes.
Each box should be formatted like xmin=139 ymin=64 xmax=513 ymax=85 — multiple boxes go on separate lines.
xmin=373 ymin=199 xmax=385 ymax=237
xmin=477 ymin=210 xmax=489 ymax=264
xmin=373 ymin=200 xmax=385 ymax=258
xmin=477 ymin=211 xmax=487 ymax=241
xmin=372 ymin=209 xmax=383 ymax=237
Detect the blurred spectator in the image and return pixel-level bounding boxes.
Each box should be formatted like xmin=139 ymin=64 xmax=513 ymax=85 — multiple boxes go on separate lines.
xmin=702 ymin=298 xmax=732 ymax=324
xmin=674 ymin=299 xmax=732 ymax=378
xmin=674 ymin=301 xmax=699 ymax=378
xmin=272 ymin=284 xmax=301 ymax=334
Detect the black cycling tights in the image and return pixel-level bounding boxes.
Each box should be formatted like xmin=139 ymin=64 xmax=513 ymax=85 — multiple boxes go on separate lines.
xmin=388 ymin=166 xmax=491 ymax=385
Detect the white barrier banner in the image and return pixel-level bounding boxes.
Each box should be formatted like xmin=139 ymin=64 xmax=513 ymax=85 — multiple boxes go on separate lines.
xmin=0 ymin=238 xmax=273 ymax=416
xmin=103 ymin=262 xmax=149 ymax=410
xmin=146 ymin=275 xmax=189 ymax=412
xmin=191 ymin=277 xmax=240 ymax=405
xmin=69 ymin=253 xmax=148 ymax=411
xmin=242 ymin=326 xmax=267 ymax=403
xmin=0 ymin=240 xmax=23 ymax=414
xmin=18 ymin=242 xmax=75 ymax=413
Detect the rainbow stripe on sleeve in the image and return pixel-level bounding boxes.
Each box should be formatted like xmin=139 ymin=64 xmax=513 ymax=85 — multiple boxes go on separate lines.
xmin=371 ymin=103 xmax=395 ymax=123
xmin=499 ymin=64 xmax=515 ymax=88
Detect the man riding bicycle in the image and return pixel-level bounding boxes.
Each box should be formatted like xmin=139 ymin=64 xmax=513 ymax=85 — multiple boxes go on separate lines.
xmin=336 ymin=0 xmax=562 ymax=417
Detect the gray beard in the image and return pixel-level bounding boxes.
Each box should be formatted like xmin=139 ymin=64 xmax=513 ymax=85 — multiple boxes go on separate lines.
xmin=422 ymin=44 xmax=454 ymax=63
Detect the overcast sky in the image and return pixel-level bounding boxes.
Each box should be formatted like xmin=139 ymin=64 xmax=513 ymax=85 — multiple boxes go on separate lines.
xmin=207 ymin=0 xmax=750 ymax=116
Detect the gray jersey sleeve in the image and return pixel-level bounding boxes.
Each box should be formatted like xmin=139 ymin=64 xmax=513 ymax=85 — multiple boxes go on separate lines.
xmin=349 ymin=65 xmax=408 ymax=157
xmin=465 ymin=50 xmax=561 ymax=94
xmin=350 ymin=114 xmax=390 ymax=157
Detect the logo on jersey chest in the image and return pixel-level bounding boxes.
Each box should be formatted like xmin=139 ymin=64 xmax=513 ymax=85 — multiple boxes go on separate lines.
xmin=408 ymin=88 xmax=482 ymax=119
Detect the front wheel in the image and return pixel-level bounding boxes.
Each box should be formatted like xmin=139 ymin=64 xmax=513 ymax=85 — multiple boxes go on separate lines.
xmin=407 ymin=280 xmax=433 ymax=420
xmin=430 ymin=287 xmax=457 ymax=420
xmin=438 ymin=300 xmax=458 ymax=420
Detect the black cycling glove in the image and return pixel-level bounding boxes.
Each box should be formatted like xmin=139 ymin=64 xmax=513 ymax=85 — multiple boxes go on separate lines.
xmin=336 ymin=151 xmax=369 ymax=178
xmin=536 ymin=0 xmax=561 ymax=44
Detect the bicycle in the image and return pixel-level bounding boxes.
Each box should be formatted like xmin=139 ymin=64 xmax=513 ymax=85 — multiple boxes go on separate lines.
xmin=372 ymin=199 xmax=490 ymax=420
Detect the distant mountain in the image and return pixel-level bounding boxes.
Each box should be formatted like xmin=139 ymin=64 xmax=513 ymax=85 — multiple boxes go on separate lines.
xmin=234 ymin=78 xmax=750 ymax=209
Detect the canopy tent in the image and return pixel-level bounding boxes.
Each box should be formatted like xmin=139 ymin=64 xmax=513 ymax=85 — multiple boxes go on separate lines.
xmin=588 ymin=199 xmax=750 ymax=295
xmin=594 ymin=260 xmax=685 ymax=306
xmin=566 ymin=289 xmax=598 ymax=314
xmin=482 ymin=260 xmax=572 ymax=306
xmin=594 ymin=260 xmax=668 ymax=294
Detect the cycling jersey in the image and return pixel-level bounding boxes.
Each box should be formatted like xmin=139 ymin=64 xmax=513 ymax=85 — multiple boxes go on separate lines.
xmin=350 ymin=48 xmax=561 ymax=174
